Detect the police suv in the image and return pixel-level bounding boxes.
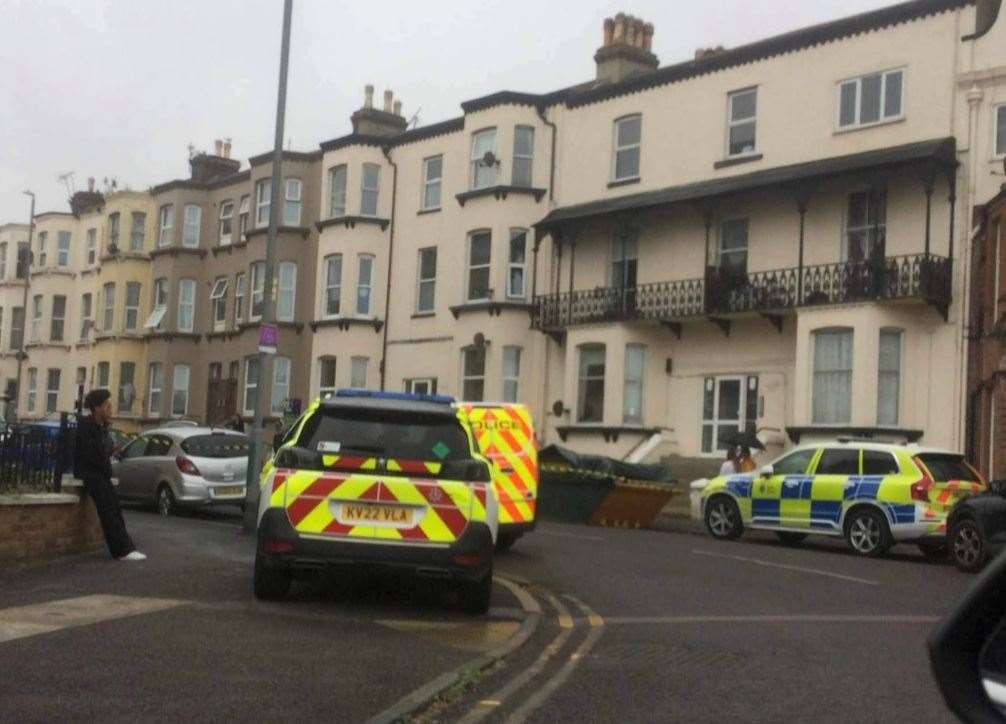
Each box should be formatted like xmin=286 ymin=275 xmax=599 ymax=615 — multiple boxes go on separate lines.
xmin=254 ymin=390 xmax=499 ymax=613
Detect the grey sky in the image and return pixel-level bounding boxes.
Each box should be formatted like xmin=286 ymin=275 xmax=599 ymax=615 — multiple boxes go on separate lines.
xmin=0 ymin=0 xmax=895 ymax=222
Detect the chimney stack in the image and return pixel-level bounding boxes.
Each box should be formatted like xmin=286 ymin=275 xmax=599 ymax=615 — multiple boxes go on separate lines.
xmin=214 ymin=139 xmax=223 ymax=156
xmin=594 ymin=12 xmax=659 ymax=84
xmin=694 ymin=45 xmax=726 ymax=61
xmin=189 ymin=140 xmax=240 ymax=182
xmin=223 ymin=138 xmax=232 ymax=158
xmin=350 ymin=85 xmax=408 ymax=138
xmin=87 ymin=177 xmax=95 ymax=192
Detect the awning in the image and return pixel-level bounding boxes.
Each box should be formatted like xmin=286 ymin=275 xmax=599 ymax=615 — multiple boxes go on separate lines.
xmin=535 ymin=137 xmax=957 ymax=231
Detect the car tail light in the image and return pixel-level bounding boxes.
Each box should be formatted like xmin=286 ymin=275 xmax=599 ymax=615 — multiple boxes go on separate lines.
xmin=910 ymin=470 xmax=934 ymax=502
xmin=264 ymin=539 xmax=293 ymax=553
xmin=175 ymin=455 xmax=201 ymax=476
xmin=453 ymin=552 xmax=486 ymax=567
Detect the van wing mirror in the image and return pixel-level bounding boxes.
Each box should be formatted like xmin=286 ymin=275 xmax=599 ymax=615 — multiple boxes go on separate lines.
xmin=759 ymin=464 xmax=774 ymax=478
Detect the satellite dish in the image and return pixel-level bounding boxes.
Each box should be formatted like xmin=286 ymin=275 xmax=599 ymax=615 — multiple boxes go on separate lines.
xmin=473 ymin=332 xmax=486 ymax=347
xmin=552 ymin=400 xmax=565 ymax=417
xmin=481 ymin=151 xmax=498 ymax=168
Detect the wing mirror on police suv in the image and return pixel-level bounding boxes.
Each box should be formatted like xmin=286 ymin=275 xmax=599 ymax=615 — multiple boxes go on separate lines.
xmin=758 ymin=464 xmax=773 ymax=478
xmin=929 ymin=550 xmax=1006 ymax=722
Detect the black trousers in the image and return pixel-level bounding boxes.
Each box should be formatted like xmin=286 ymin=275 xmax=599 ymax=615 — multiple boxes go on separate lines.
xmin=83 ymin=475 xmax=135 ymax=559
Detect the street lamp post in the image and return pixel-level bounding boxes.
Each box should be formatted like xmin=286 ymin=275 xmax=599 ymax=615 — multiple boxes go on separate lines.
xmin=243 ymin=0 xmax=294 ymax=533
xmin=12 ymin=191 xmax=35 ymax=422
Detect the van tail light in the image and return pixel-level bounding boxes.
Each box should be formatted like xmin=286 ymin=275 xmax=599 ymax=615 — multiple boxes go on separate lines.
xmin=175 ymin=455 xmax=201 ymax=476
xmin=264 ymin=539 xmax=293 ymax=554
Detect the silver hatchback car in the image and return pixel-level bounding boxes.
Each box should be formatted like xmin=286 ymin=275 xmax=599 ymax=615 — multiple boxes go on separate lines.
xmin=113 ymin=426 xmax=249 ymax=516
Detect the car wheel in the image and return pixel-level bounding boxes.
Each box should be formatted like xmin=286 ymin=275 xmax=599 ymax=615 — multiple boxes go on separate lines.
xmin=950 ymin=518 xmax=987 ymax=573
xmin=253 ymin=552 xmax=291 ymax=600
xmin=705 ymin=496 xmax=743 ymax=541
xmin=458 ymin=568 xmax=493 ymax=615
xmin=917 ymin=540 xmax=948 ymax=561
xmin=844 ymin=507 xmax=892 ymax=558
xmin=495 ymin=532 xmax=518 ymax=553
xmin=776 ymin=532 xmax=808 ymax=545
xmin=156 ymin=485 xmax=176 ymax=517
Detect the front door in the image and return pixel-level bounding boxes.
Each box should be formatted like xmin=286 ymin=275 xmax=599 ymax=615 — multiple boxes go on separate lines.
xmin=702 ymin=376 xmax=759 ymax=455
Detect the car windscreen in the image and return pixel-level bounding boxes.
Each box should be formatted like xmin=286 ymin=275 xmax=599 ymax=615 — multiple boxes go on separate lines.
xmin=297 ymin=408 xmax=473 ymax=463
xmin=181 ymin=434 xmax=250 ymax=459
xmin=917 ymin=453 xmax=980 ymax=482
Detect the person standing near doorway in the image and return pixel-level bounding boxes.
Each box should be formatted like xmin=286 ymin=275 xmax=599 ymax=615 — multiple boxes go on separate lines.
xmin=74 ymin=389 xmax=146 ymax=561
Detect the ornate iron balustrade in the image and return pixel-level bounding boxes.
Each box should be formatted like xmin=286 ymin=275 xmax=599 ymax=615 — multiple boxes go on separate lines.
xmin=531 ymin=253 xmax=951 ymax=330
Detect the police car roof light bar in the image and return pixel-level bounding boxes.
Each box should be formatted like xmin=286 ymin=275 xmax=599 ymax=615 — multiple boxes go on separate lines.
xmin=334 ymin=389 xmax=456 ymax=405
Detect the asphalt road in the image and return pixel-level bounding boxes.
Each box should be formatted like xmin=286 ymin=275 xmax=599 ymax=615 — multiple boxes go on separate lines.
xmin=0 ymin=508 xmax=972 ymax=723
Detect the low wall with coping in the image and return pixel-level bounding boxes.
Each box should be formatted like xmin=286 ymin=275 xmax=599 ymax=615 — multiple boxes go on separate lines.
xmin=0 ymin=477 xmax=105 ymax=565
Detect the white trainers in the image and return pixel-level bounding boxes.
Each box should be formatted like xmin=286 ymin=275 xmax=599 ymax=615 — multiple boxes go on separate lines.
xmin=119 ymin=551 xmax=147 ymax=561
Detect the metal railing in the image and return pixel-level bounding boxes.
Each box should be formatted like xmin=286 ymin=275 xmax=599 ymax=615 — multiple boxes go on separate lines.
xmin=0 ymin=413 xmax=75 ymax=494
xmin=532 ymin=253 xmax=951 ymax=330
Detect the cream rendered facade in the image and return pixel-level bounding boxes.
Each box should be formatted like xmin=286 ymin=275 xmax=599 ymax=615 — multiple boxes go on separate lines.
xmin=0 ymin=223 xmax=29 ymax=411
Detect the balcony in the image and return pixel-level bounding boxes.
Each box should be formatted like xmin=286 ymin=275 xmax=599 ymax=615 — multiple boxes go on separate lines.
xmin=532 ymin=253 xmax=951 ymax=334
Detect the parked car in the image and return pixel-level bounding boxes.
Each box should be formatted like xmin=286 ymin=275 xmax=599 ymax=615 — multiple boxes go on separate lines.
xmin=113 ymin=426 xmax=249 ymax=516
xmin=697 ymin=441 xmax=985 ymax=558
xmin=946 ymin=484 xmax=1006 ymax=572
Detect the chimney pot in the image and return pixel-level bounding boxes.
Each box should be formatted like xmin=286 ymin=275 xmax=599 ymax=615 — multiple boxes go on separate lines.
xmin=383 ymin=89 xmax=393 ymax=113
xmin=223 ymin=138 xmax=232 ymax=158
xmin=393 ymin=99 xmax=402 ymax=116
xmin=613 ymin=13 xmax=626 ymax=43
xmin=364 ymin=84 xmax=374 ymax=109
xmin=214 ymin=139 xmax=223 ymax=156
xmin=642 ymin=23 xmax=654 ymax=51
xmin=88 ymin=177 xmax=95 ymax=192
xmin=603 ymin=18 xmax=615 ymax=46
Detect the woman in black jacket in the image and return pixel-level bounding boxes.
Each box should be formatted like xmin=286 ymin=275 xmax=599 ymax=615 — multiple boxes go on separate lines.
xmin=74 ymin=389 xmax=145 ymax=561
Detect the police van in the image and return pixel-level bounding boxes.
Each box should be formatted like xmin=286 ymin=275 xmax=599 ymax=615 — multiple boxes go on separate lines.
xmin=698 ymin=441 xmax=985 ymax=558
xmin=254 ymin=390 xmax=499 ymax=613
xmin=457 ymin=402 xmax=538 ymax=551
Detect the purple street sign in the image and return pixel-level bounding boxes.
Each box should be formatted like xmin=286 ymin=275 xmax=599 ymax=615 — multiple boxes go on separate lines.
xmin=258 ymin=323 xmax=278 ymax=352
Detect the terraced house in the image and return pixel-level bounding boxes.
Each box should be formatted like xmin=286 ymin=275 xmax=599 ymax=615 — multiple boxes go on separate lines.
xmin=8 ymin=0 xmax=1006 ymax=469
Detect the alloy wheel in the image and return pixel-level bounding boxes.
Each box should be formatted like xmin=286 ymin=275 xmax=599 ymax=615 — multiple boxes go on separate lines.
xmin=849 ymin=515 xmax=881 ymax=553
xmin=708 ymin=502 xmax=734 ymax=537
xmin=953 ymin=522 xmax=982 ymax=568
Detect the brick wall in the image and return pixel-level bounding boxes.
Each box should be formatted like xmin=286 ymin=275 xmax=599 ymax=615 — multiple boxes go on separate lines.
xmin=0 ymin=493 xmax=105 ymax=564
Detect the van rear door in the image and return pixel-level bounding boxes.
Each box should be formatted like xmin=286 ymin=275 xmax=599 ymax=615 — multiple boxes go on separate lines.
xmin=462 ymin=404 xmax=538 ymax=525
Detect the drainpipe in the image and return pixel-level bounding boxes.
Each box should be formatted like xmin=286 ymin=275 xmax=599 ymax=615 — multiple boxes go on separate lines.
xmin=535 ymin=104 xmax=557 ymax=203
xmin=380 ymin=144 xmax=398 ymax=391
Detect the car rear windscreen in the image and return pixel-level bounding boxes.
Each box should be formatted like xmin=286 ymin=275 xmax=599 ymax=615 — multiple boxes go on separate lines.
xmin=917 ymin=453 xmax=979 ymax=482
xmin=181 ymin=434 xmax=250 ymax=459
xmin=298 ymin=408 xmax=473 ymax=462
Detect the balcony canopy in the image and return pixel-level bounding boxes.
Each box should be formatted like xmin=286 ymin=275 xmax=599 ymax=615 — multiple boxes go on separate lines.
xmin=535 ymin=137 xmax=957 ymax=232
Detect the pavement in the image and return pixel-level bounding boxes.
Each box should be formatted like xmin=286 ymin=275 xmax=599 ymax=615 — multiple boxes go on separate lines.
xmin=0 ymin=505 xmax=973 ymax=723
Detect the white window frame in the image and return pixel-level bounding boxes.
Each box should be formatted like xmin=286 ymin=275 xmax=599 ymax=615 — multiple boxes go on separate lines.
xmin=700 ymin=376 xmax=755 ymax=456
xmin=812 ymin=328 xmax=854 ymax=425
xmin=102 ymin=283 xmax=115 ymax=332
xmin=360 ymin=164 xmax=380 ymax=217
xmin=118 ymin=362 xmax=135 ymax=413
xmin=45 ymin=368 xmax=59 ymax=414
xmin=406 ymin=378 xmax=436 ymax=395
xmin=37 ymin=231 xmax=47 ymax=268
xmin=182 ymin=204 xmax=201 ymax=248
xmin=328 ymin=165 xmax=347 ymax=218
xmin=30 ymin=294 xmax=42 ymax=342
xmin=272 ymin=356 xmax=291 ymax=413
xmin=502 ymin=346 xmax=521 ymax=403
xmin=612 ymin=115 xmax=642 ymax=182
xmin=147 ymin=362 xmax=163 ymax=416
xmin=255 ymin=179 xmax=271 ymax=228
xmin=86 ymin=229 xmax=97 ymax=265
xmin=623 ymin=344 xmax=646 ymax=425
xmin=26 ymin=368 xmax=37 ymax=412
xmin=238 ymin=195 xmax=250 ymax=241
xmin=324 ymin=254 xmax=342 ymax=318
xmin=145 ymin=278 xmax=168 ymax=330
xmin=130 ymin=211 xmax=145 ymax=251
xmin=422 ymin=156 xmax=442 ymax=211
xmin=878 ymin=328 xmax=902 ymax=426
xmin=577 ymin=344 xmax=606 ymax=423
xmin=512 ymin=125 xmax=534 ymax=187
xmin=107 ymin=213 xmax=120 ymax=250
xmin=96 ymin=362 xmax=110 ymax=390
xmin=158 ymin=204 xmax=174 ymax=247
xmin=219 ymin=200 xmax=234 ymax=246
xmin=250 ymin=262 xmax=265 ymax=321
xmin=726 ymin=87 xmax=758 ymax=158
xmin=416 ymin=247 xmax=436 ymax=313
xmin=356 ymin=254 xmax=374 ymax=316
xmin=243 ymin=357 xmax=259 ymax=415
xmin=843 ymin=189 xmax=887 ymax=262
xmin=318 ymin=357 xmax=337 ymax=399
xmin=57 ymin=231 xmax=71 ymax=267
xmin=277 ymin=261 xmax=297 ymax=322
xmin=837 ymin=68 xmax=904 ymax=131
xmin=50 ymin=295 xmax=66 ymax=342
xmin=349 ymin=356 xmax=368 ymax=390
xmin=0 ymin=242 xmax=6 ymax=280
xmin=470 ymin=128 xmax=498 ymax=190
xmin=284 ymin=178 xmax=302 ymax=226
xmin=507 ymin=229 xmax=527 ymax=300
xmin=210 ymin=277 xmax=228 ymax=331
xmin=461 ymin=346 xmax=486 ymax=402
xmin=124 ymin=282 xmax=140 ymax=331
xmin=171 ymin=364 xmax=190 ymax=417
xmin=177 ymin=278 xmax=196 ymax=333
xmin=234 ymin=272 xmax=246 ymax=324
xmin=467 ymin=230 xmax=492 ymax=302
xmin=79 ymin=293 xmax=92 ymax=342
